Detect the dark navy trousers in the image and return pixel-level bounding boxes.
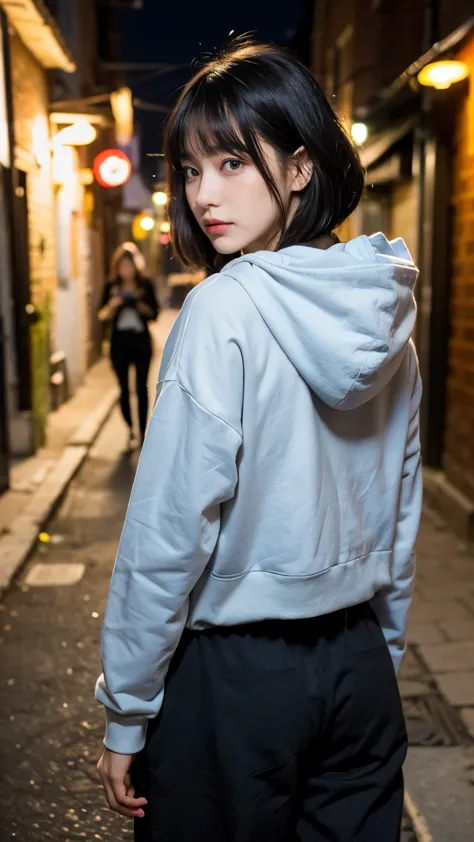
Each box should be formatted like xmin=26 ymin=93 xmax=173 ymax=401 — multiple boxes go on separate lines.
xmin=132 ymin=602 xmax=407 ymax=841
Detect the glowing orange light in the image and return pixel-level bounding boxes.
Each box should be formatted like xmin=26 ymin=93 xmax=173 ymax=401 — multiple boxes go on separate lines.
xmin=418 ymin=60 xmax=469 ymax=90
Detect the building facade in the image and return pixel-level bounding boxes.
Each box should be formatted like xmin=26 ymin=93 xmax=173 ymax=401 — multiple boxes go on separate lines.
xmin=0 ymin=0 xmax=131 ymax=495
xmin=312 ymin=0 xmax=474 ymax=540
xmin=0 ymin=0 xmax=75 ymax=467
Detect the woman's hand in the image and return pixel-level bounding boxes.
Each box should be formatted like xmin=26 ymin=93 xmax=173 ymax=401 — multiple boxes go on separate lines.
xmin=109 ymin=295 xmax=123 ymax=310
xmin=137 ymin=300 xmax=154 ymax=318
xmin=97 ymin=747 xmax=148 ymax=819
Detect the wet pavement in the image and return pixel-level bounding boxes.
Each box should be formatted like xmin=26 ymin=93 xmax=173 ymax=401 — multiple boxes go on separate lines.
xmin=0 ymin=409 xmax=140 ymax=841
xmin=1 ymin=404 xmax=420 ymax=841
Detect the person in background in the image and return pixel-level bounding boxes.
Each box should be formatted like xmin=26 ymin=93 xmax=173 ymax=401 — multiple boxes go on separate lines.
xmin=98 ymin=244 xmax=160 ymax=449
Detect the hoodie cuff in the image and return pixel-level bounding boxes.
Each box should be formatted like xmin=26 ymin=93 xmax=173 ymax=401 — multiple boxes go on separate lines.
xmin=103 ymin=709 xmax=148 ymax=755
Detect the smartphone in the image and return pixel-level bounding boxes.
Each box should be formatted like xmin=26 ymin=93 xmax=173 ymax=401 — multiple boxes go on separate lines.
xmin=121 ymin=290 xmax=138 ymax=305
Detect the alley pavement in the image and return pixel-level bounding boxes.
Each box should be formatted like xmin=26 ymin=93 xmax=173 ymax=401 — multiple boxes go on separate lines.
xmin=0 ymin=314 xmax=473 ymax=840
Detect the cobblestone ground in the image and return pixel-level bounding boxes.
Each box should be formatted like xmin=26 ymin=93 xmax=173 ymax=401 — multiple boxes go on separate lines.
xmin=1 ymin=405 xmax=418 ymax=842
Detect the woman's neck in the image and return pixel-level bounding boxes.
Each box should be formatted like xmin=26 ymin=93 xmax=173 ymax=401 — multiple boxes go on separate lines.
xmin=309 ymin=232 xmax=339 ymax=250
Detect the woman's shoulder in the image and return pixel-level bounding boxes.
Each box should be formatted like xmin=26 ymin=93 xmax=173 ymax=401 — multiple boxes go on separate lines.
xmin=178 ymin=273 xmax=255 ymax=335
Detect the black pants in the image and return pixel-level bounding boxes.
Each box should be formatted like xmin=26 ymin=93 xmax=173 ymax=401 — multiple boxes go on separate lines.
xmin=110 ymin=331 xmax=152 ymax=439
xmin=131 ymin=602 xmax=407 ymax=841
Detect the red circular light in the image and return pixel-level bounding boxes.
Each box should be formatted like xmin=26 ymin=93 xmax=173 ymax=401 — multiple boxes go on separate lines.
xmin=93 ymin=149 xmax=132 ymax=188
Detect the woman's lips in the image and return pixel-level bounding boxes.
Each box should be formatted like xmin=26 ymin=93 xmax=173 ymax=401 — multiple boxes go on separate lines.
xmin=205 ymin=222 xmax=232 ymax=235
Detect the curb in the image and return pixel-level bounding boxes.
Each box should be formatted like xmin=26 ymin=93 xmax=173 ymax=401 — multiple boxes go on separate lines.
xmin=404 ymin=792 xmax=433 ymax=842
xmin=0 ymin=386 xmax=119 ymax=597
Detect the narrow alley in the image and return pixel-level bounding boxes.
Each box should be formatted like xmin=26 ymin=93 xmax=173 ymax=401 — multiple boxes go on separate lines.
xmin=1 ymin=2 xmax=474 ymax=840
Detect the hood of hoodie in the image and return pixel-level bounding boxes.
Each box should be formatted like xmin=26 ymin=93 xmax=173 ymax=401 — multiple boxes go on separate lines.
xmin=224 ymin=233 xmax=418 ymax=411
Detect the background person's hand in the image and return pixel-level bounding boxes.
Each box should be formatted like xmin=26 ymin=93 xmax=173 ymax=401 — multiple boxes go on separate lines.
xmin=108 ymin=295 xmax=123 ymax=310
xmin=137 ymin=300 xmax=153 ymax=317
xmin=97 ymin=747 xmax=147 ymax=819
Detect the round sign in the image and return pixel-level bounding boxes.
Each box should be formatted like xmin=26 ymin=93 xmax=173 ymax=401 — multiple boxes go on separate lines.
xmin=93 ymin=149 xmax=132 ymax=188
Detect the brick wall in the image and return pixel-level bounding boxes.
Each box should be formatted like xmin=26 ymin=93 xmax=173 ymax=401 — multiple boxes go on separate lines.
xmin=10 ymin=33 xmax=57 ymax=315
xmin=10 ymin=32 xmax=58 ymax=445
xmin=443 ymin=35 xmax=474 ymax=503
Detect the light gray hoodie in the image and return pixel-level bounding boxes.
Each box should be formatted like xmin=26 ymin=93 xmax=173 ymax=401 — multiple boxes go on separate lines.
xmin=96 ymin=233 xmax=422 ymax=755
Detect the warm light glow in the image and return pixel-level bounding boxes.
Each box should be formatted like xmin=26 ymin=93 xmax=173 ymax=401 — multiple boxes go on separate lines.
xmin=111 ymin=87 xmax=134 ymax=145
xmin=417 ymin=60 xmax=469 ymax=90
xmin=93 ymin=149 xmax=132 ymax=188
xmin=152 ymin=190 xmax=168 ymax=206
xmin=32 ymin=115 xmax=50 ymax=167
xmin=79 ymin=168 xmax=94 ymax=185
xmin=351 ymin=122 xmax=368 ymax=145
xmin=159 ymin=220 xmax=171 ymax=233
xmin=84 ymin=191 xmax=95 ymax=216
xmin=52 ymin=145 xmax=76 ymax=185
xmin=54 ymin=121 xmax=97 ymax=147
xmin=140 ymin=215 xmax=155 ymax=232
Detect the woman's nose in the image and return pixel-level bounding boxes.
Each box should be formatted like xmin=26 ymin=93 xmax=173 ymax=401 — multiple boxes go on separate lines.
xmin=195 ymin=173 xmax=220 ymax=208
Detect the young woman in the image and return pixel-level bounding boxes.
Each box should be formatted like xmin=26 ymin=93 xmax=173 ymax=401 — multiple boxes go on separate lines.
xmin=98 ymin=244 xmax=160 ymax=448
xmin=96 ymin=40 xmax=422 ymax=842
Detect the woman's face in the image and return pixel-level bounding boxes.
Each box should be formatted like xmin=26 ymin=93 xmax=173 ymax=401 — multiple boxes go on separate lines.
xmin=118 ymin=256 xmax=136 ymax=284
xmin=182 ymin=139 xmax=308 ymax=255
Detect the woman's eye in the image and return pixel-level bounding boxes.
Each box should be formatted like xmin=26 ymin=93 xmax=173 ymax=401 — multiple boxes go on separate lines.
xmin=183 ymin=165 xmax=199 ymax=180
xmin=223 ymin=159 xmax=242 ymax=173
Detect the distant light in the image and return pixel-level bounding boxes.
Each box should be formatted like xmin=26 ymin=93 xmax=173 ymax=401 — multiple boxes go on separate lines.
xmin=159 ymin=233 xmax=170 ymax=245
xmin=79 ymin=168 xmax=94 ymax=185
xmin=417 ymin=60 xmax=469 ymax=90
xmin=140 ymin=215 xmax=155 ymax=232
xmin=159 ymin=221 xmax=171 ymax=233
xmin=52 ymin=145 xmax=76 ymax=185
xmin=93 ymin=148 xmax=132 ymax=188
xmin=110 ymin=86 xmax=134 ymax=144
xmin=351 ymin=122 xmax=368 ymax=146
xmin=152 ymin=190 xmax=168 ymax=206
xmin=55 ymin=121 xmax=97 ymax=147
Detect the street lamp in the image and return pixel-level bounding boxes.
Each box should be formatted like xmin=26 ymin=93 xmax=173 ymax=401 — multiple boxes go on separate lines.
xmin=351 ymin=122 xmax=368 ymax=146
xmin=139 ymin=215 xmax=155 ymax=232
xmin=54 ymin=121 xmax=97 ymax=146
xmin=152 ymin=190 xmax=168 ymax=207
xmin=417 ymin=60 xmax=469 ymax=90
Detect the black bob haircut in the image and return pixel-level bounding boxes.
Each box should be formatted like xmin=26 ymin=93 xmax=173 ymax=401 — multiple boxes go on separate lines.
xmin=164 ymin=39 xmax=365 ymax=272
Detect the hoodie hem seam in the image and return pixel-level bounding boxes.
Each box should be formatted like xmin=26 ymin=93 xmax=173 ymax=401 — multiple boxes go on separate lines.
xmin=208 ymin=549 xmax=392 ymax=582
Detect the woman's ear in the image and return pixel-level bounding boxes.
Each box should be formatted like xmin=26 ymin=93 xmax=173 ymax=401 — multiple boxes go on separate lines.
xmin=290 ymin=146 xmax=313 ymax=193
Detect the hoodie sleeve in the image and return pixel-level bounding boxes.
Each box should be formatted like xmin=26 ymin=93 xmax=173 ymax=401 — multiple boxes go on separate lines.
xmin=95 ymin=365 xmax=242 ymax=753
xmin=370 ymin=360 xmax=422 ymax=674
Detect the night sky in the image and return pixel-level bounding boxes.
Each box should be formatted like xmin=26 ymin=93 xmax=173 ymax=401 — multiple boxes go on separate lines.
xmin=111 ymin=0 xmax=311 ymax=183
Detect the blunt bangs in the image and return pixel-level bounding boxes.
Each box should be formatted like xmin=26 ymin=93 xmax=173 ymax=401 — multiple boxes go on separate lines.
xmin=164 ymin=41 xmax=365 ymax=272
xmin=167 ymin=84 xmax=250 ymax=168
